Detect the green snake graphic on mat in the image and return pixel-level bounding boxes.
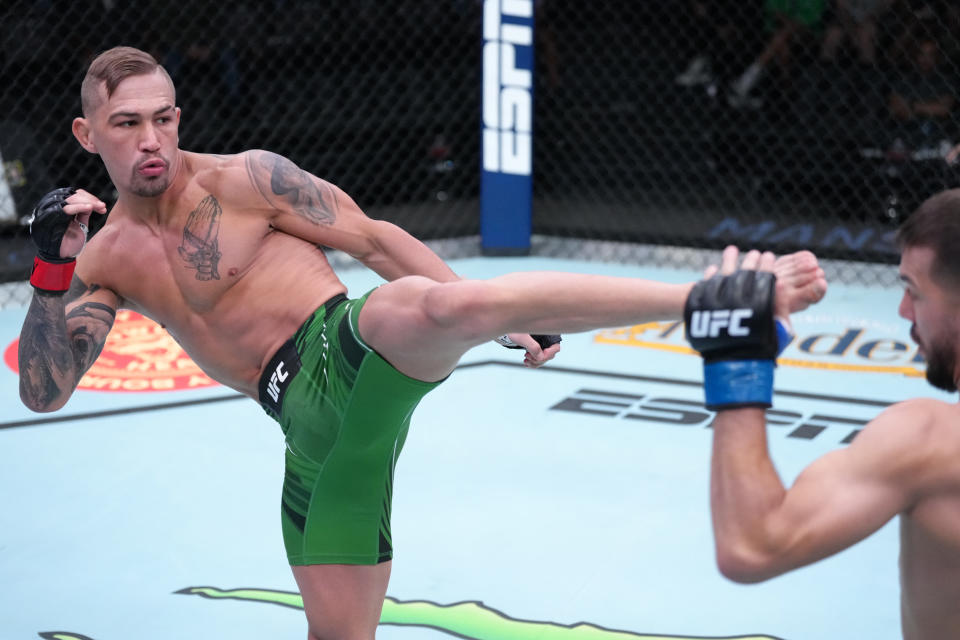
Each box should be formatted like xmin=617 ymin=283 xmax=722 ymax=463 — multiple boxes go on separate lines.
xmin=179 ymin=586 xmax=783 ymax=640
xmin=37 ymin=588 xmax=784 ymax=640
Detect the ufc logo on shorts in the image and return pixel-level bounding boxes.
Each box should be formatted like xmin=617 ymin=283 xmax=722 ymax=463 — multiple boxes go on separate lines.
xmin=266 ymin=361 xmax=290 ymax=403
xmin=689 ymin=309 xmax=753 ymax=338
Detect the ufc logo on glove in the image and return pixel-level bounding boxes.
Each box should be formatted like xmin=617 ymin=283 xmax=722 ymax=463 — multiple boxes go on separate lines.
xmin=688 ymin=309 xmax=754 ymax=338
xmin=683 ymin=271 xmax=780 ymax=410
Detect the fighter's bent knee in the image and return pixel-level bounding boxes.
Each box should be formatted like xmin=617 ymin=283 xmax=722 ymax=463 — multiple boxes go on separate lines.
xmin=420 ymin=280 xmax=499 ymax=338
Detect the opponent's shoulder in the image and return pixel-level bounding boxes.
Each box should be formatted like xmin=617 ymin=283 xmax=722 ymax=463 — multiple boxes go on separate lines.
xmin=855 ymin=397 xmax=960 ymax=478
xmin=863 ymin=397 xmax=953 ymax=439
xmin=888 ymin=397 xmax=960 ymax=491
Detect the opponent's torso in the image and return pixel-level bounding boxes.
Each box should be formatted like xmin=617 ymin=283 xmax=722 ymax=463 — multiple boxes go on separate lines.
xmin=898 ymin=407 xmax=960 ymax=639
xmin=81 ymin=152 xmax=346 ymax=396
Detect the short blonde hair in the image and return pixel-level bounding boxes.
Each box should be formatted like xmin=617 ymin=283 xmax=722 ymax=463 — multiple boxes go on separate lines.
xmin=80 ymin=46 xmax=175 ymax=115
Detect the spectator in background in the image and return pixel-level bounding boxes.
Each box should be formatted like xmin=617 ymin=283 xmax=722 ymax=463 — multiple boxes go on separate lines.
xmin=675 ymin=0 xmax=753 ymax=88
xmin=729 ymin=0 xmax=826 ymax=108
xmin=888 ymin=37 xmax=956 ymax=146
xmin=887 ymin=0 xmax=951 ymax=67
xmin=819 ymin=0 xmax=894 ymax=67
xmin=867 ymin=36 xmax=956 ymax=222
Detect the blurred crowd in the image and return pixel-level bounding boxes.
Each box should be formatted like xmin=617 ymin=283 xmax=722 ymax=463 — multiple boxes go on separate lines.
xmin=674 ymin=0 xmax=958 ymax=145
xmin=0 ymin=0 xmax=957 ymax=232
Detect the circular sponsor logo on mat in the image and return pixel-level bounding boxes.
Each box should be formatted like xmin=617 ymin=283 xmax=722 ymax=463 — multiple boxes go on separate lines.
xmin=4 ymin=310 xmax=218 ymax=393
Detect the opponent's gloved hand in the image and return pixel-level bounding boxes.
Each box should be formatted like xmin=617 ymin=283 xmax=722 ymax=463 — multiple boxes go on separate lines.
xmin=684 ymin=270 xmax=789 ymax=410
xmin=29 ymin=187 xmax=79 ymax=294
xmin=495 ymin=334 xmax=563 ymax=350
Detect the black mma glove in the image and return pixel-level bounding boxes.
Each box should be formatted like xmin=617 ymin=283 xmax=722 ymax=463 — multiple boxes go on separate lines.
xmin=495 ymin=334 xmax=563 ymax=350
xmin=683 ymin=270 xmax=789 ymax=410
xmin=29 ymin=187 xmax=79 ymax=294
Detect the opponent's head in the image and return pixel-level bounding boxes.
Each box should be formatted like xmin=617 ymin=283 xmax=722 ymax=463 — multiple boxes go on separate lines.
xmin=896 ymin=189 xmax=960 ymax=391
xmin=72 ymin=46 xmax=180 ymax=198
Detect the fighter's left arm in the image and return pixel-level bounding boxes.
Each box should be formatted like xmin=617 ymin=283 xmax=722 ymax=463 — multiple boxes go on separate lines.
xmin=239 ymin=150 xmax=559 ymax=365
xmin=242 ymin=149 xmax=460 ymax=284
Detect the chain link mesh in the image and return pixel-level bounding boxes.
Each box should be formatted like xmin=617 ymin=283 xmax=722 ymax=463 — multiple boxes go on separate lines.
xmin=0 ymin=1 xmax=483 ymax=308
xmin=1 ymin=1 xmax=957 ymax=309
xmin=534 ymin=0 xmax=959 ymax=284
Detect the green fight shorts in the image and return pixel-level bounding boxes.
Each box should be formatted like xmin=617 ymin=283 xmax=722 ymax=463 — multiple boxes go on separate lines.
xmin=258 ymin=291 xmax=443 ymax=565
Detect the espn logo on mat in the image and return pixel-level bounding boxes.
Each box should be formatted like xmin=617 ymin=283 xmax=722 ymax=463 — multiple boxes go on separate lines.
xmin=482 ymin=0 xmax=533 ymax=176
xmin=688 ymin=309 xmax=754 ymax=338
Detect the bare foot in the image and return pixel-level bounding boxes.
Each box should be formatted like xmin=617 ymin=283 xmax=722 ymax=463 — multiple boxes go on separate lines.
xmin=703 ymin=247 xmax=828 ymax=315
xmin=774 ymin=250 xmax=827 ymax=314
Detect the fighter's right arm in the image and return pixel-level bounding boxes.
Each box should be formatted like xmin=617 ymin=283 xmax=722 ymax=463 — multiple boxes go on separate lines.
xmin=18 ymin=187 xmax=111 ymax=412
xmin=709 ymin=400 xmax=932 ymax=583
xmin=684 ymin=259 xmax=923 ymax=583
xmin=19 ymin=276 xmax=117 ymax=412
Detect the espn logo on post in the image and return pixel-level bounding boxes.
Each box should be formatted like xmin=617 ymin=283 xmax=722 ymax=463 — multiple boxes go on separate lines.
xmin=482 ymin=0 xmax=533 ymax=176
xmin=688 ymin=309 xmax=754 ymax=338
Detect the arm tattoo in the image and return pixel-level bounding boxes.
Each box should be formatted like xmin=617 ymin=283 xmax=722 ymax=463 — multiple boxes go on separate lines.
xmin=246 ymin=151 xmax=340 ymax=225
xmin=65 ymin=302 xmax=116 ymax=374
xmin=19 ymin=277 xmax=116 ymax=409
xmin=19 ymin=294 xmax=73 ymax=408
xmin=178 ymin=195 xmax=223 ymax=281
xmin=65 ymin=278 xmax=102 ymax=304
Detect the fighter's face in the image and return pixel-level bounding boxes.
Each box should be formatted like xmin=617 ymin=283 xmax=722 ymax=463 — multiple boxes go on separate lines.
xmin=81 ymin=70 xmax=180 ymax=197
xmin=898 ymin=246 xmax=960 ymax=392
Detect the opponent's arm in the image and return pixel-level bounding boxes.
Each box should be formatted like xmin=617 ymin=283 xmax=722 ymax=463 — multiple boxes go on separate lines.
xmin=18 ymin=188 xmax=114 ymax=413
xmin=709 ymin=401 xmax=924 ymax=583
xmin=243 ymin=150 xmax=459 ymax=283
xmin=685 ymin=259 xmax=915 ymax=582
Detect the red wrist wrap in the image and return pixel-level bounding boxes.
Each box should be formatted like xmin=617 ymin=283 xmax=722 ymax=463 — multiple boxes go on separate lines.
xmin=30 ymin=256 xmax=76 ymax=293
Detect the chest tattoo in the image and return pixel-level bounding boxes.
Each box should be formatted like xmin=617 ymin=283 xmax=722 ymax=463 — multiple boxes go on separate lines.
xmin=178 ymin=195 xmax=223 ymax=281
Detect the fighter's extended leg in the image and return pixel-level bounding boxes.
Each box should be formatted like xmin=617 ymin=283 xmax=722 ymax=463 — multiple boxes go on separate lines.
xmin=358 ymin=248 xmax=827 ymax=383
xmin=357 ymin=272 xmax=691 ymax=382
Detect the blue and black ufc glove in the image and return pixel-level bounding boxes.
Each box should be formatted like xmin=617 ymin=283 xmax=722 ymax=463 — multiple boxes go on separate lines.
xmin=684 ymin=270 xmax=789 ymax=410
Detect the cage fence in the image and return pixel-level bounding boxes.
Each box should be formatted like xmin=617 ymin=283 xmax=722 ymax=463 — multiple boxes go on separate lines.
xmin=1 ymin=0 xmax=957 ymax=309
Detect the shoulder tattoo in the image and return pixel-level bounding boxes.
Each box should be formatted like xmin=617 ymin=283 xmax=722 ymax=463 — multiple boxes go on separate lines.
xmin=245 ymin=150 xmax=340 ymax=225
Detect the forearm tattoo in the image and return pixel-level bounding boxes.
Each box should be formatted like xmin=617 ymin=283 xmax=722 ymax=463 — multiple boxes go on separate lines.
xmin=65 ymin=302 xmax=116 ymax=373
xmin=19 ymin=278 xmax=115 ymax=408
xmin=179 ymin=195 xmax=223 ymax=281
xmin=19 ymin=294 xmax=72 ymax=407
xmin=246 ymin=151 xmax=340 ymax=225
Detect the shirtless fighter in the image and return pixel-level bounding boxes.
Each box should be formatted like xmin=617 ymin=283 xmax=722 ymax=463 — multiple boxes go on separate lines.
xmin=17 ymin=46 xmax=827 ymax=639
